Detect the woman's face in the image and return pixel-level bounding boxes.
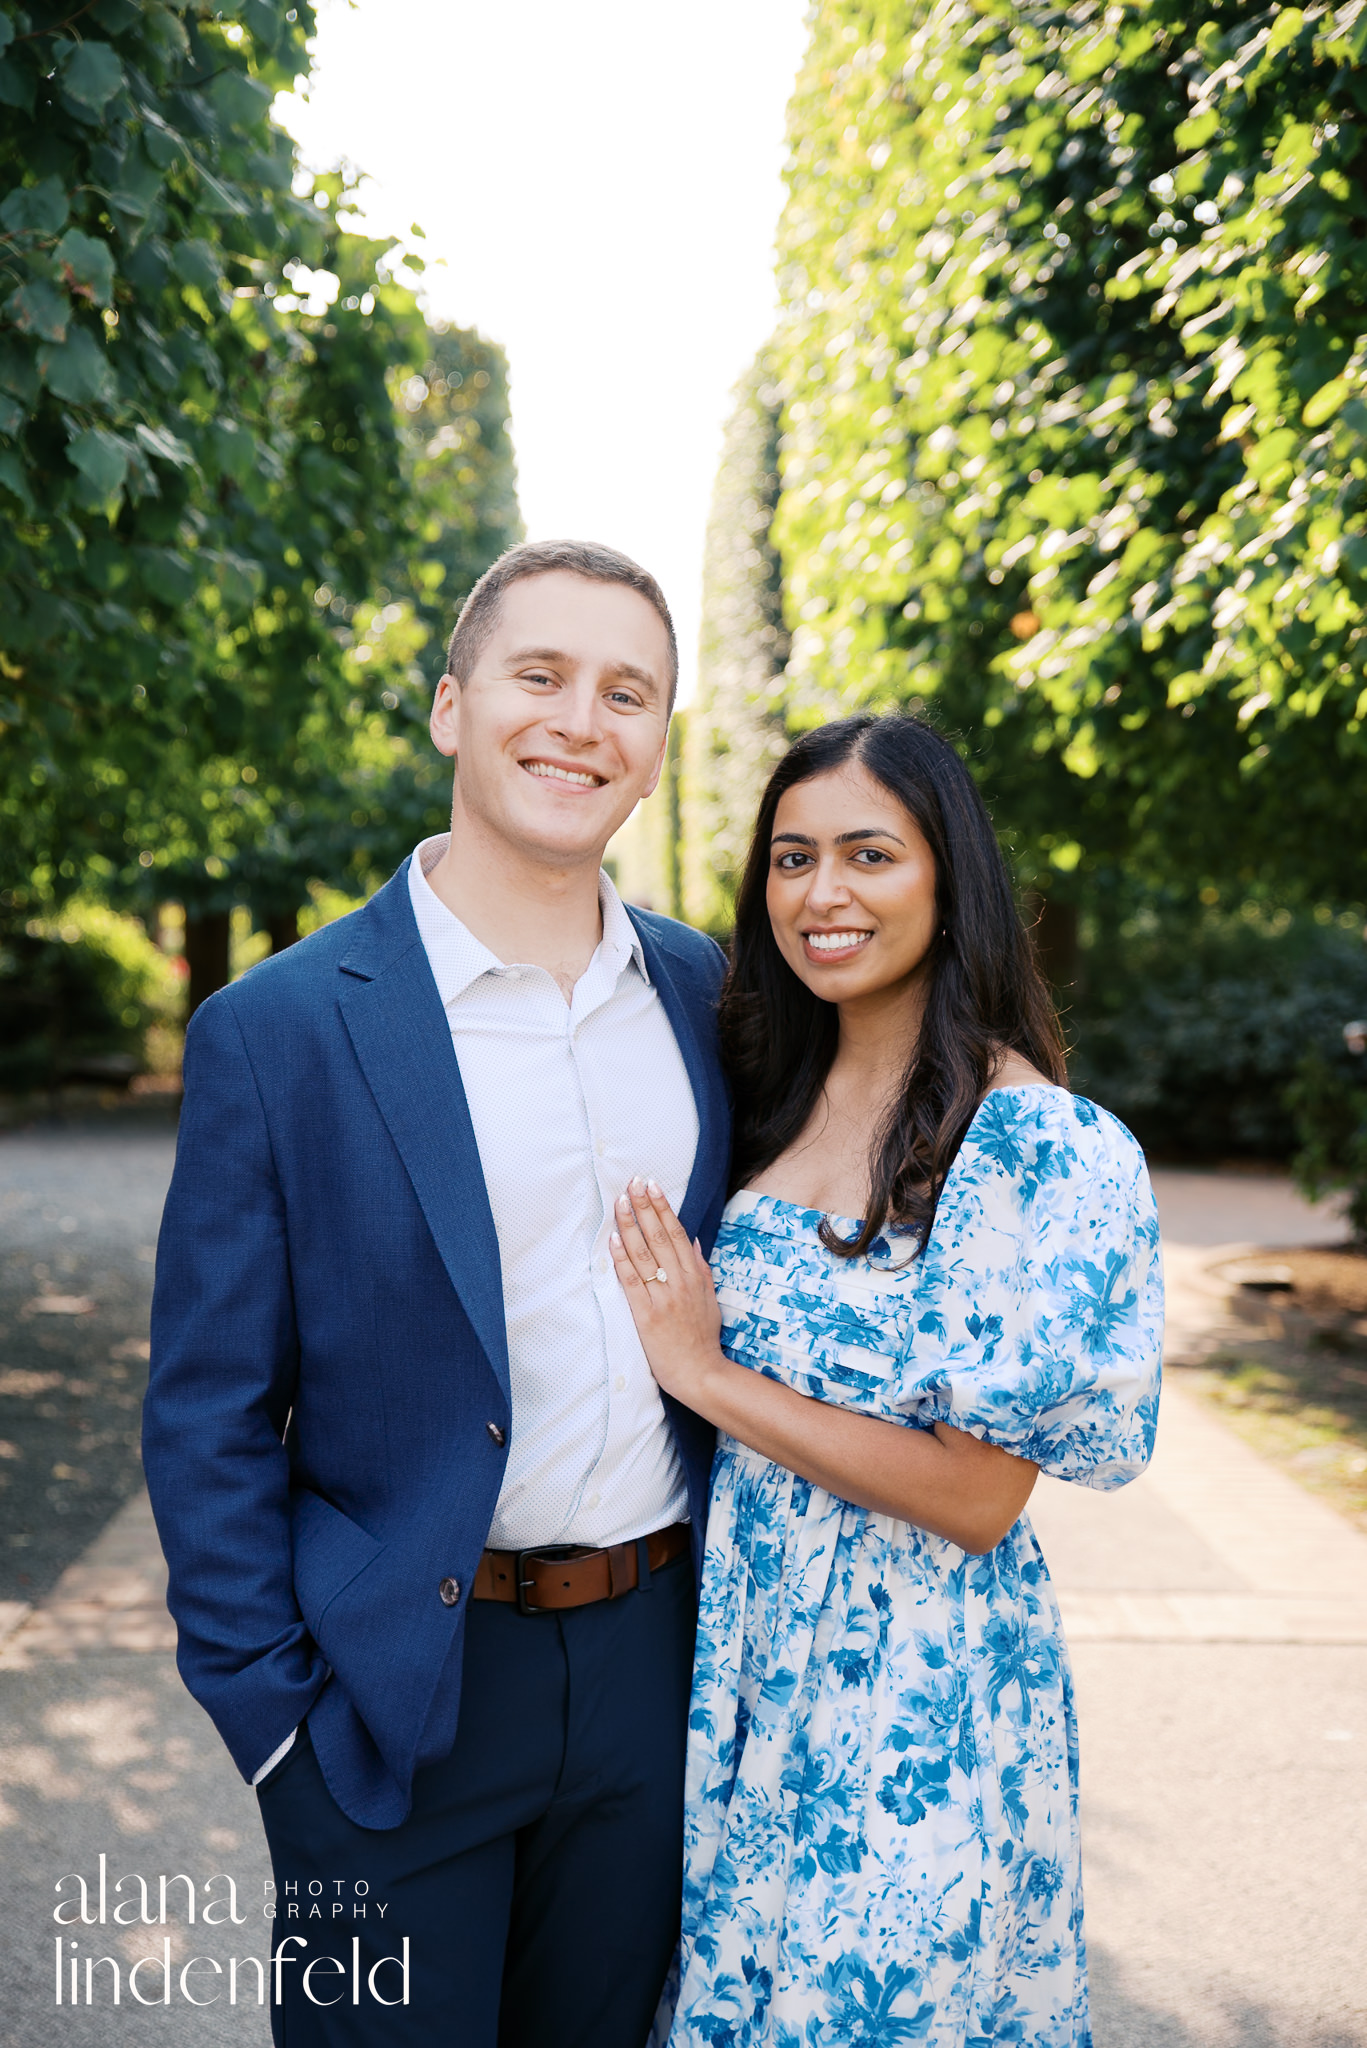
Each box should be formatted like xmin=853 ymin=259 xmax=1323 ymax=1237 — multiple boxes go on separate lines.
xmin=765 ymin=762 xmax=940 ymax=1008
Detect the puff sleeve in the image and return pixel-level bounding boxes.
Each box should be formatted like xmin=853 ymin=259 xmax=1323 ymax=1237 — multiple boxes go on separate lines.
xmin=893 ymin=1089 xmax=1163 ymax=1489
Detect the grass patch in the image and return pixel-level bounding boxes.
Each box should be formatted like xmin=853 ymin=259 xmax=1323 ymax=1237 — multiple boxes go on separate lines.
xmin=1185 ymin=1242 xmax=1367 ymax=1533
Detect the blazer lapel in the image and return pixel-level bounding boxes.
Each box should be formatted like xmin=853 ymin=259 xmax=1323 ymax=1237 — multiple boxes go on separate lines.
xmin=629 ymin=916 xmax=730 ymax=1241
xmin=336 ymin=869 xmax=510 ymax=1398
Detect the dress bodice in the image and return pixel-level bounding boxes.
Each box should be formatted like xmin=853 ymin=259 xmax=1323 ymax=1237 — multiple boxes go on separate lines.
xmin=714 ymin=1189 xmax=922 ymax=1414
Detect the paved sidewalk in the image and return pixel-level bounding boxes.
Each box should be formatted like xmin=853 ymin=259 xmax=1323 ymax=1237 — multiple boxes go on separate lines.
xmin=0 ymin=1141 xmax=1363 ymax=2043
xmin=0 ymin=1116 xmax=178 ymax=1611
xmin=0 ymin=1125 xmax=267 ymax=2045
xmin=1028 ymin=1168 xmax=1367 ymax=2046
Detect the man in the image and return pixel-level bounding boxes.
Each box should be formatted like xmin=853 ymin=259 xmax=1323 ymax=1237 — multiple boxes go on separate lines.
xmin=143 ymin=540 xmax=731 ymax=2046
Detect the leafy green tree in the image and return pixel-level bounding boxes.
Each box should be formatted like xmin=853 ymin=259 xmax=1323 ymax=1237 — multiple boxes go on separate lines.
xmin=2 ymin=0 xmax=321 ymax=896
xmin=401 ymin=323 xmax=522 ymax=693
xmin=768 ymin=0 xmax=1367 ymax=908
xmin=0 ymin=3 xmax=520 ymax=1015
xmin=214 ymin=319 xmax=523 ymax=955
xmin=683 ymin=352 xmax=790 ymax=932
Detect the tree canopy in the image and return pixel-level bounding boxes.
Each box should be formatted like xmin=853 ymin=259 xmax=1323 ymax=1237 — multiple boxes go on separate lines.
xmin=0 ymin=0 xmax=520 ymax=942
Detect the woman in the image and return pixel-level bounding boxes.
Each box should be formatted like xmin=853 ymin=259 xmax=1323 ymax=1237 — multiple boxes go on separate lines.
xmin=611 ymin=713 xmax=1162 ymax=2047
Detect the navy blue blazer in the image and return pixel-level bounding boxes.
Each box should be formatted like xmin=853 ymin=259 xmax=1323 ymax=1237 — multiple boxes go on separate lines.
xmin=143 ymin=862 xmax=730 ymax=1830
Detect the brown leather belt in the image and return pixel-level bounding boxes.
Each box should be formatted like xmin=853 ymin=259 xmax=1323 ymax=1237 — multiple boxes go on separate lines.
xmin=472 ymin=1522 xmax=690 ymax=1615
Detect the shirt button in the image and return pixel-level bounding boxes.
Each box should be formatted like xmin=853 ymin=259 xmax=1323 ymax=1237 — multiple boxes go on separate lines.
xmin=596 ymin=1257 xmax=608 ymax=1275
xmin=586 ymin=1492 xmax=600 ymax=1511
xmin=438 ymin=1578 xmax=461 ymax=1607
xmin=486 ymin=1421 xmax=506 ymax=1446
xmin=614 ymin=1375 xmax=626 ymax=1393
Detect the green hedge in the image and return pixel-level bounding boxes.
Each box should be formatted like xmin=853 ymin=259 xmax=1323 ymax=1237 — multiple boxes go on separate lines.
xmin=0 ymin=903 xmax=179 ymax=1093
xmin=767 ymin=0 xmax=1367 ymax=905
xmin=684 ymin=353 xmax=791 ymax=932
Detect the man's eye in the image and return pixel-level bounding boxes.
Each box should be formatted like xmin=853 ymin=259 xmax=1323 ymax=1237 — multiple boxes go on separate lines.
xmin=606 ymin=688 xmax=641 ymax=707
xmin=523 ymin=670 xmax=556 ymax=686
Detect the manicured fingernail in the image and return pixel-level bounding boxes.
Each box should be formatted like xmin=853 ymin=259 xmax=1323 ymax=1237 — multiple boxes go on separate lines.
xmin=610 ymin=1231 xmax=623 ymax=1249
xmin=647 ymin=1179 xmax=664 ymax=1197
xmin=630 ymin=1176 xmax=645 ymax=1194
xmin=616 ymin=1192 xmax=629 ymax=1209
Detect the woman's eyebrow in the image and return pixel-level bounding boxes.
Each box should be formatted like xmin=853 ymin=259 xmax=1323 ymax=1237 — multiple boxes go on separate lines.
xmin=771 ymin=826 xmax=907 ymax=848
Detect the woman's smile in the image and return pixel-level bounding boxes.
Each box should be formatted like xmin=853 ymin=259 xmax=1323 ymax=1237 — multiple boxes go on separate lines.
xmin=801 ymin=927 xmax=874 ymax=961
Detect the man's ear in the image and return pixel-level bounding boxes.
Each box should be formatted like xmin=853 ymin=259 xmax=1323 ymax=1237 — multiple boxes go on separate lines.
xmin=430 ymin=673 xmax=460 ymax=760
xmin=638 ymin=721 xmax=670 ymax=803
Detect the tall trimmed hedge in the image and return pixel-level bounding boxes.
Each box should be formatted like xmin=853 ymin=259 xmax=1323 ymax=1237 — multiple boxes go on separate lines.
xmin=684 ymin=353 xmax=791 ymax=931
xmin=770 ymin=0 xmax=1367 ymax=905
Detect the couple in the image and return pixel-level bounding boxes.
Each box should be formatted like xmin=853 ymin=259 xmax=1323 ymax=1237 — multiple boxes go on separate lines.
xmin=144 ymin=538 xmax=1163 ymax=2048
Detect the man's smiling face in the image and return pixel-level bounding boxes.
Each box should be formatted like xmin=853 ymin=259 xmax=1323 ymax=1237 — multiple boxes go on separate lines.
xmin=430 ymin=569 xmax=672 ymax=869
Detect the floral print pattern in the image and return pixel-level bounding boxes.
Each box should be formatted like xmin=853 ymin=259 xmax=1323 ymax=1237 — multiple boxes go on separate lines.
xmin=664 ymin=1086 xmax=1163 ymax=2048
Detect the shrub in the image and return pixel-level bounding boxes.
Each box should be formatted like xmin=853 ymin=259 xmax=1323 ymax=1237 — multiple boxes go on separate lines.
xmin=0 ymin=903 xmax=181 ymax=1094
xmin=1287 ymin=1048 xmax=1367 ymax=1242
xmin=1065 ymin=903 xmax=1367 ymax=1162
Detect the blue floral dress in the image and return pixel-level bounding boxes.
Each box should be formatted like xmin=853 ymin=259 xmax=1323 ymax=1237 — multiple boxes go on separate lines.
xmin=664 ymin=1086 xmax=1163 ymax=2048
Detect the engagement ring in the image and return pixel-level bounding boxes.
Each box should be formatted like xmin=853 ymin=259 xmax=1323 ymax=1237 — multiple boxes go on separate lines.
xmin=654 ymin=1268 xmax=669 ymax=1284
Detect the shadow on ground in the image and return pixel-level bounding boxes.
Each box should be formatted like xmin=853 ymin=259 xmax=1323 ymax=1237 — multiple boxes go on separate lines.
xmin=0 ymin=1113 xmax=177 ymax=1604
xmin=0 ymin=1651 xmax=271 ymax=2046
xmin=1091 ymin=1944 xmax=1366 ymax=2048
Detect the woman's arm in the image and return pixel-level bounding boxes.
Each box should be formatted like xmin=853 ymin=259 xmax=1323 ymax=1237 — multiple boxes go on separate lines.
xmin=611 ymin=1181 xmax=1037 ymax=1556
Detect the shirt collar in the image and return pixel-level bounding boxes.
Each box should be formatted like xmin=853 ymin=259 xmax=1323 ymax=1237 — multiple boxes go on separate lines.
xmin=597 ymin=863 xmax=650 ymax=984
xmin=407 ymin=834 xmax=649 ymax=1007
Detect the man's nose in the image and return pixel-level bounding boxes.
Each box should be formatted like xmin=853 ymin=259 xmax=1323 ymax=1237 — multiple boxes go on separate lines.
xmin=544 ymin=682 xmax=601 ymax=746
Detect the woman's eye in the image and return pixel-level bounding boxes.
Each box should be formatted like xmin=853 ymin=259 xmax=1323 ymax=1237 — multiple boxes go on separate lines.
xmin=852 ymin=848 xmax=890 ymax=864
xmin=775 ymin=851 xmax=811 ymax=872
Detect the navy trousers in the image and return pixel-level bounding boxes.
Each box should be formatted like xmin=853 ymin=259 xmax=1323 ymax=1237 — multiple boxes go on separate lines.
xmin=255 ymin=1551 xmax=695 ymax=2046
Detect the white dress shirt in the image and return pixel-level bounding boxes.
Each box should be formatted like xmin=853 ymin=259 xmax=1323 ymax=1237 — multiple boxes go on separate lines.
xmin=407 ymin=833 xmax=697 ymax=1549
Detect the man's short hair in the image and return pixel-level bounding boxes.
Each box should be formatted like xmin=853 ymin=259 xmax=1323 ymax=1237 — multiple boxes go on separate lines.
xmin=445 ymin=539 xmax=679 ymax=709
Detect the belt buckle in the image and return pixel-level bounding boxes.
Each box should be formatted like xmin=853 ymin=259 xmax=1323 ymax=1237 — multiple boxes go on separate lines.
xmin=515 ymin=1545 xmax=579 ymax=1616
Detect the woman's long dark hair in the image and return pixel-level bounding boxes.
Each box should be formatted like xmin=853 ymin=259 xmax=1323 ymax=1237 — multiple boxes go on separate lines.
xmin=719 ymin=712 xmax=1066 ymax=1256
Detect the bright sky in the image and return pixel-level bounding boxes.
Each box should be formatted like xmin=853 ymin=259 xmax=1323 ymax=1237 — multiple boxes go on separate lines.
xmin=277 ymin=0 xmax=811 ymax=700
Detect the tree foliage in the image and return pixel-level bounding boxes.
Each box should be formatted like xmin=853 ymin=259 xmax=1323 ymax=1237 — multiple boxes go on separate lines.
xmin=400 ymin=324 xmax=522 ymax=693
xmin=683 ymin=352 xmax=790 ymax=931
xmin=768 ymin=0 xmax=1367 ymax=904
xmin=182 ymin=314 xmax=522 ymax=926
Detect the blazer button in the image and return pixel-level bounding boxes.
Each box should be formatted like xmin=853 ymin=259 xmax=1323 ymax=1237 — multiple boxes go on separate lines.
xmin=438 ymin=1577 xmax=460 ymax=1607
xmin=486 ymin=1422 xmax=506 ymax=1446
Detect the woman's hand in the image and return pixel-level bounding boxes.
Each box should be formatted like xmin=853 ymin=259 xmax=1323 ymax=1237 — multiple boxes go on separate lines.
xmin=610 ymin=1179 xmax=724 ymax=1404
